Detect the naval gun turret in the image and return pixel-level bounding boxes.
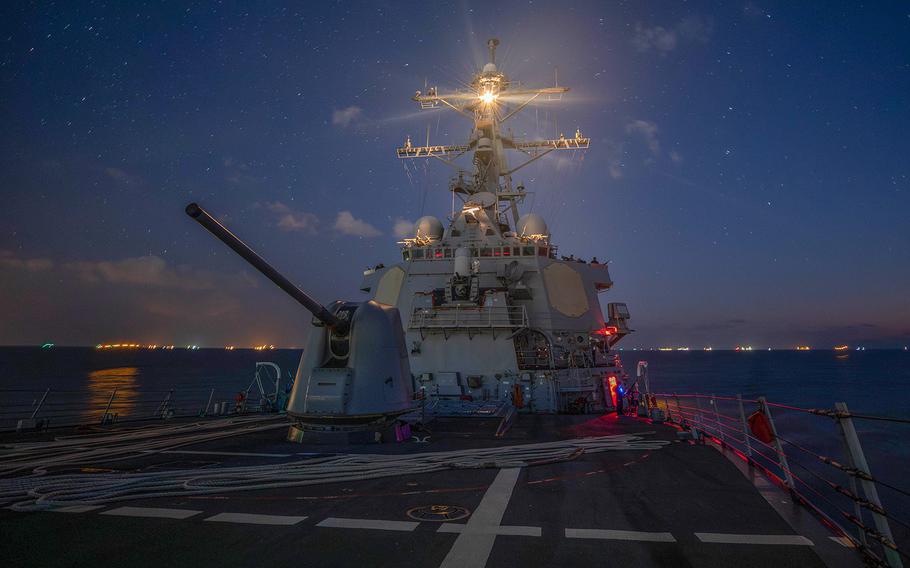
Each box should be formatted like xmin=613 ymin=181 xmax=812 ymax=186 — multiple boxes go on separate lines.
xmin=185 ymin=203 xmax=414 ymax=434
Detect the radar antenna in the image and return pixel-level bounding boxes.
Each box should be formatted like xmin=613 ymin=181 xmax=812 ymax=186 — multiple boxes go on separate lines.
xmin=397 ymin=38 xmax=589 ymax=229
xmin=487 ymin=38 xmax=499 ymax=64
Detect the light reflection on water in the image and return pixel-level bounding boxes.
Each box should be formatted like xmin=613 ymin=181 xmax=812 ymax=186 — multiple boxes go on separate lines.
xmin=84 ymin=367 xmax=140 ymax=421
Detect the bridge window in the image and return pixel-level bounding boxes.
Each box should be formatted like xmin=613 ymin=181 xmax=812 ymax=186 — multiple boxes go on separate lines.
xmin=522 ymin=246 xmax=535 ymax=256
xmin=402 ymin=250 xmax=410 ymax=261
xmin=493 ymin=247 xmax=502 ymax=256
xmin=537 ymin=247 xmax=548 ymax=256
xmin=412 ymin=249 xmax=424 ymax=259
xmin=434 ymin=249 xmax=443 ymax=259
xmin=480 ymin=248 xmax=492 ymax=257
xmin=444 ymin=248 xmax=453 ymax=258
xmin=502 ymin=247 xmax=511 ymax=256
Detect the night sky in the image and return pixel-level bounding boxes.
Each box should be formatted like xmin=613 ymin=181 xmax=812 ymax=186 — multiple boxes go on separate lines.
xmin=2 ymin=2 xmax=908 ymax=349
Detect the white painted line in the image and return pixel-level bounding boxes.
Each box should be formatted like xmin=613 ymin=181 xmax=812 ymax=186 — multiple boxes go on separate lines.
xmin=566 ymin=528 xmax=676 ymax=542
xmin=696 ymin=533 xmax=813 ymax=546
xmin=51 ymin=505 xmax=105 ymax=514
xmin=143 ymin=449 xmax=293 ymax=458
xmin=317 ymin=517 xmax=419 ymax=532
xmin=438 ymin=524 xmax=541 ymax=537
xmin=102 ymin=506 xmax=202 ymax=520
xmin=439 ymin=468 xmax=522 ymax=568
xmin=829 ymin=536 xmax=856 ymax=548
xmin=205 ymin=512 xmax=307 ymax=525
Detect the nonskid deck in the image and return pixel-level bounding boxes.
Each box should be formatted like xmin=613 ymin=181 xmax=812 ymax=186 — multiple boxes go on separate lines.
xmin=0 ymin=414 xmax=859 ymax=567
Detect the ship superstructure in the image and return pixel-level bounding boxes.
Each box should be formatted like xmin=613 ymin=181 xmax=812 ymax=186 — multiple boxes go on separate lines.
xmin=360 ymin=39 xmax=632 ymax=414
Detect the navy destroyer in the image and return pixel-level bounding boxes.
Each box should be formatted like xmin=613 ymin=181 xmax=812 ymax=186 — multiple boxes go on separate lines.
xmin=1 ymin=39 xmax=902 ymax=568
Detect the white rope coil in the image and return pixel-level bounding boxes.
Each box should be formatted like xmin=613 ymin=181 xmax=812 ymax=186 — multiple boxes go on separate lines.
xmin=0 ymin=418 xmax=668 ymax=511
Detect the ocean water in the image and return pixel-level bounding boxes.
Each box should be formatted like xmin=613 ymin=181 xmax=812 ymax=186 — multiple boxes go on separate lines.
xmin=0 ymin=347 xmax=302 ymax=430
xmin=0 ymin=347 xmax=907 ymax=548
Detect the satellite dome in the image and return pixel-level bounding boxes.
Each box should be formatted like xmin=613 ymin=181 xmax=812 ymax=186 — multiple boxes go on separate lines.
xmin=483 ymin=63 xmax=497 ymax=74
xmin=517 ymin=213 xmax=548 ymax=237
xmin=414 ymin=216 xmax=443 ymax=241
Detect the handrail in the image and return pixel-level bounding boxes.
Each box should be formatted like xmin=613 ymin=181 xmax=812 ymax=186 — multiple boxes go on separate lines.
xmin=653 ymin=392 xmax=909 ymax=423
xmin=409 ymin=304 xmax=529 ymax=330
xmin=649 ymin=390 xmax=908 ymax=567
xmin=0 ymin=369 xmax=290 ymax=432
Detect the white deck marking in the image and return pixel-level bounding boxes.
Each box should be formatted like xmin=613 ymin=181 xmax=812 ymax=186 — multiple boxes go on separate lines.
xmin=102 ymin=506 xmax=202 ymax=520
xmin=696 ymin=533 xmax=814 ymax=546
xmin=566 ymin=528 xmax=676 ymax=542
xmin=143 ymin=449 xmax=292 ymax=458
xmin=829 ymin=536 xmax=857 ymax=548
xmin=50 ymin=505 xmax=105 ymax=513
xmin=316 ymin=517 xmax=419 ymax=531
xmin=205 ymin=513 xmax=307 ymax=525
xmin=438 ymin=524 xmax=541 ymax=537
xmin=438 ymin=467 xmax=522 ymax=568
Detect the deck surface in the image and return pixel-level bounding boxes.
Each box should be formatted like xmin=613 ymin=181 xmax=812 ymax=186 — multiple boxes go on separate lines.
xmin=1 ymin=414 xmax=858 ymax=567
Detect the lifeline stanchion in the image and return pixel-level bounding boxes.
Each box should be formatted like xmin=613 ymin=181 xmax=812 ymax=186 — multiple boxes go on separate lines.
xmin=835 ymin=402 xmax=902 ymax=568
xmin=100 ymin=389 xmax=117 ymax=425
xmin=758 ymin=396 xmax=793 ymax=490
xmin=737 ymin=394 xmax=752 ymax=458
xmin=711 ymin=395 xmax=724 ymax=444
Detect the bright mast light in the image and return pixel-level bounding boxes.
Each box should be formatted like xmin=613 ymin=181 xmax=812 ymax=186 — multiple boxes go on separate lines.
xmin=479 ymin=90 xmax=497 ymax=104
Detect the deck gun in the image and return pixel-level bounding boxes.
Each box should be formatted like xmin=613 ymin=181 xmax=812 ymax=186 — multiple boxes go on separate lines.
xmin=185 ymin=203 xmax=413 ymax=428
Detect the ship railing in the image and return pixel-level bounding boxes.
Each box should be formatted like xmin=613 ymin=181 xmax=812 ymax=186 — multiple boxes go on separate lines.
xmin=408 ymin=305 xmax=529 ymax=333
xmin=648 ymin=391 xmax=910 ymax=567
xmin=0 ymin=364 xmax=290 ymax=432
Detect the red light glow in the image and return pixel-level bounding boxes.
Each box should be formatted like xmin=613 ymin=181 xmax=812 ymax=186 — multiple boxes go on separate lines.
xmin=594 ymin=326 xmax=618 ymax=336
xmin=607 ymin=375 xmax=618 ymax=408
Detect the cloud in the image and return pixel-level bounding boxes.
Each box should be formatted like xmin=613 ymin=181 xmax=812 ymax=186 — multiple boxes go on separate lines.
xmin=393 ymin=217 xmax=414 ymax=238
xmin=631 ymin=25 xmax=677 ymax=53
xmin=334 ymin=210 xmax=382 ymax=237
xmin=0 ymin=251 xmax=54 ymax=272
xmin=632 ymin=16 xmax=713 ymax=54
xmin=626 ymin=120 xmax=660 ymax=155
xmin=264 ymin=202 xmax=319 ymax=233
xmin=65 ymin=256 xmax=218 ymax=290
xmin=332 ymin=106 xmax=363 ymax=128
xmin=600 ymin=139 xmax=626 ymax=179
xmin=222 ymin=158 xmax=265 ymax=187
xmin=104 ymin=167 xmax=142 ymax=185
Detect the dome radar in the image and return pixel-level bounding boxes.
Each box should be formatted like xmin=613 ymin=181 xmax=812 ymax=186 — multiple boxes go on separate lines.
xmin=414 ymin=216 xmax=443 ymax=241
xmin=517 ymin=213 xmax=548 ymax=238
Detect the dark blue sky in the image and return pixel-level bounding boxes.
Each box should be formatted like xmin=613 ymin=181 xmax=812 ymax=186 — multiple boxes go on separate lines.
xmin=1 ymin=1 xmax=908 ymax=348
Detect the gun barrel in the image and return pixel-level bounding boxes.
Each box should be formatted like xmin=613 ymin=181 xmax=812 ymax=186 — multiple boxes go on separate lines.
xmin=185 ymin=203 xmax=348 ymax=333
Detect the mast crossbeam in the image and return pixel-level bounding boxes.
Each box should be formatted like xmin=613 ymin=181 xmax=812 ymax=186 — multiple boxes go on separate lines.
xmin=510 ymin=136 xmax=590 ymax=151
xmin=397 ymin=144 xmax=472 ymax=159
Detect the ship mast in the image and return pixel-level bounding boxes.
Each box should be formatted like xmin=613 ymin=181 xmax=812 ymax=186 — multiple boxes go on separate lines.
xmin=397 ymin=38 xmax=590 ymax=229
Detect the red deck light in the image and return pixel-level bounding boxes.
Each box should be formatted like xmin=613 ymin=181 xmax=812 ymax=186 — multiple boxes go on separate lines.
xmin=594 ymin=326 xmax=618 ymax=336
xmin=607 ymin=375 xmax=618 ymax=408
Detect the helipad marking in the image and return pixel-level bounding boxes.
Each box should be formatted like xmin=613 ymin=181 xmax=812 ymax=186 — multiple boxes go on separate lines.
xmin=205 ymin=512 xmax=307 ymax=525
xmin=102 ymin=506 xmax=202 ymax=520
xmin=566 ymin=528 xmax=676 ymax=542
xmin=438 ymin=467 xmax=522 ymax=568
xmin=51 ymin=505 xmax=105 ymax=513
xmin=317 ymin=517 xmax=419 ymax=531
xmin=696 ymin=533 xmax=813 ymax=546
xmin=437 ymin=524 xmax=541 ymax=537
